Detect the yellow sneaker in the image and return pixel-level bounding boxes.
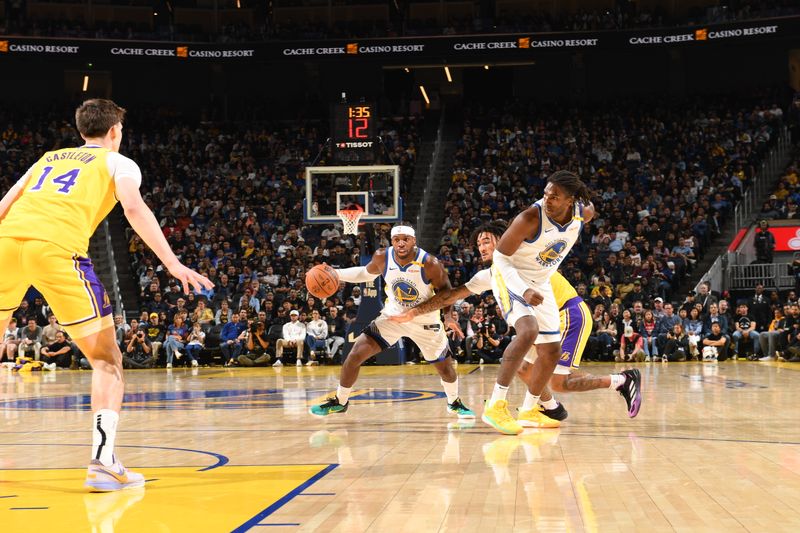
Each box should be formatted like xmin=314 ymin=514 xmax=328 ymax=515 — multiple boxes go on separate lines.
xmin=517 ymin=405 xmax=560 ymax=428
xmin=482 ymin=436 xmax=521 ymax=484
xmin=481 ymin=399 xmax=523 ymax=435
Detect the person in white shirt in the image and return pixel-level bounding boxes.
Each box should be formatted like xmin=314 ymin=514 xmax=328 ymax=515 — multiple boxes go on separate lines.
xmin=274 ymin=310 xmax=307 ymax=367
xmin=42 ymin=314 xmax=65 ymax=346
xmin=1 ymin=318 xmax=20 ymax=363
xmin=304 ymin=310 xmax=328 ymax=366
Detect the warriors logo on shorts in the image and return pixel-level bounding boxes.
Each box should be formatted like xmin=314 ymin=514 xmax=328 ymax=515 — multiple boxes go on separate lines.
xmin=537 ymin=240 xmax=568 ymax=267
xmin=392 ymin=278 xmax=420 ymax=308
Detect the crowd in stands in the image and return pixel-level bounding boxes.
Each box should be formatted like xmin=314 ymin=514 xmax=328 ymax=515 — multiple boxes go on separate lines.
xmin=438 ymin=93 xmax=793 ymax=363
xmin=2 ymin=89 xmax=799 ymax=370
xmin=3 ymin=1 xmax=799 ymax=43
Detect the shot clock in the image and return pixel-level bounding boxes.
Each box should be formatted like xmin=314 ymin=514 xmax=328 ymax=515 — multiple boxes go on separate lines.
xmin=332 ymin=102 xmax=376 ymax=163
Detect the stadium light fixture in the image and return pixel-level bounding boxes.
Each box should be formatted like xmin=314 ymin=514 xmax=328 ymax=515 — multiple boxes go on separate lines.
xmin=484 ymin=65 xmax=489 ymax=70
xmin=444 ymin=66 xmax=452 ymax=83
xmin=82 ymin=75 xmax=89 ymax=92
xmin=419 ymin=85 xmax=430 ymax=105
xmin=404 ymin=67 xmax=410 ymax=73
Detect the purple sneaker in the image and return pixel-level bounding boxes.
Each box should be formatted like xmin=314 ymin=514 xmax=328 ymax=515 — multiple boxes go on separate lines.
xmin=617 ymin=369 xmax=642 ymax=418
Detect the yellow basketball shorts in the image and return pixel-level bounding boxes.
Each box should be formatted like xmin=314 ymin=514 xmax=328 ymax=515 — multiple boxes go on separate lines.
xmin=0 ymin=238 xmax=113 ymax=339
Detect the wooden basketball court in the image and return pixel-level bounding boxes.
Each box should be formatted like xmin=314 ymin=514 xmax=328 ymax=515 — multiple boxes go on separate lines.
xmin=1 ymin=361 xmax=799 ymax=532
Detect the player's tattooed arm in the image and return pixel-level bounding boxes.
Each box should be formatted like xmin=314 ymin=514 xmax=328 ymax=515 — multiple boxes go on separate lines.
xmin=391 ymin=285 xmax=472 ymax=323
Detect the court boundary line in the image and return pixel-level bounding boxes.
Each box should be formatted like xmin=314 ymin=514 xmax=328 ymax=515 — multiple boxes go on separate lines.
xmin=231 ymin=464 xmax=338 ymax=533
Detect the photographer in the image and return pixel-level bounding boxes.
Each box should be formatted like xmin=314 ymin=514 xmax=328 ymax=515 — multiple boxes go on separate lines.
xmin=474 ymin=322 xmax=503 ymax=364
xmin=239 ymin=321 xmax=270 ymax=366
xmin=122 ymin=328 xmax=155 ymax=369
xmin=661 ymin=323 xmax=690 ymax=362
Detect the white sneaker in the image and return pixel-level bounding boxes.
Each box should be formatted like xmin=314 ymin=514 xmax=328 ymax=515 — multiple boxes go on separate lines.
xmin=479 ymin=358 xmax=485 ymax=365
xmin=174 ymin=349 xmax=183 ymax=360
xmin=645 ymin=356 xmax=652 ymax=362
xmin=191 ymin=359 xmax=199 ymax=367
xmin=166 ymin=363 xmax=173 ymax=369
xmin=661 ymin=355 xmax=668 ymax=363
xmin=44 ymin=362 xmax=57 ymax=371
xmin=272 ymin=360 xmax=283 ymax=367
xmin=305 ymin=360 xmax=319 ymax=366
xmin=296 ymin=359 xmax=303 ymax=367
xmin=758 ymin=355 xmax=775 ymax=362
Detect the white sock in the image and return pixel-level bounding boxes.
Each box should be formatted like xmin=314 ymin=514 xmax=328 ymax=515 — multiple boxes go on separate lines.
xmin=489 ymin=383 xmax=509 ymax=406
xmin=92 ymin=409 xmax=119 ymax=467
xmin=541 ymin=398 xmax=559 ymax=410
xmin=441 ymin=378 xmax=459 ymax=404
xmin=609 ymin=374 xmax=625 ymax=390
xmin=521 ymin=391 xmax=539 ymax=411
xmin=336 ymin=385 xmax=352 ymax=404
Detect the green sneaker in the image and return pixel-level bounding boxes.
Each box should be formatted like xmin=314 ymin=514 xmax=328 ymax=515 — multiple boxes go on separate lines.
xmin=309 ymin=396 xmax=349 ymax=417
xmin=447 ymin=397 xmax=476 ymax=419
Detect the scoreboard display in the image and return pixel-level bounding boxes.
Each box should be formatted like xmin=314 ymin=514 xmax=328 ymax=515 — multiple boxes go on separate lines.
xmin=331 ymin=102 xmax=376 ymax=163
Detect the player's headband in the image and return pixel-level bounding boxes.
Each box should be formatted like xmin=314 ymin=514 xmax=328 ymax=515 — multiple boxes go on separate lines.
xmin=391 ymin=225 xmax=416 ymax=238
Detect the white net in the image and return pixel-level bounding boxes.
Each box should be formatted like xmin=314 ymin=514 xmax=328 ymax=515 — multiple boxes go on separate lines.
xmin=337 ymin=209 xmax=364 ymax=235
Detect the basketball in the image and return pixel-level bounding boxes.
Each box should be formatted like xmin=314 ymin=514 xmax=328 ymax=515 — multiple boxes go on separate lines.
xmin=305 ymin=264 xmax=340 ymax=298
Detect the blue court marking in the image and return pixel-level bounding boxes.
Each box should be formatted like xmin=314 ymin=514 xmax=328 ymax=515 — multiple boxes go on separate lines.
xmin=681 ymin=374 xmax=768 ymax=389
xmin=231 ymin=464 xmax=339 ymax=533
xmin=11 ymin=507 xmax=48 ymax=510
xmin=251 ymin=525 xmax=301 ymax=527
xmin=0 ymin=444 xmax=228 ymax=472
xmin=298 ymin=492 xmax=335 ymax=496
xmin=0 ymin=388 xmax=445 ymax=411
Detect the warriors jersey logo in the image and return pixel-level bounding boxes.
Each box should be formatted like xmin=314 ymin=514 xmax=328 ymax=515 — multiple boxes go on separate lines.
xmin=537 ymin=239 xmax=568 ymax=267
xmin=392 ymin=278 xmax=420 ymax=308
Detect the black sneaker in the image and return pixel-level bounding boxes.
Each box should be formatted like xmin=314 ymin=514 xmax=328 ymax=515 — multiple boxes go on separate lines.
xmin=541 ymin=402 xmax=569 ymax=421
xmin=617 ymin=369 xmax=642 ymax=418
xmin=447 ymin=397 xmax=476 ymax=419
xmin=309 ymin=396 xmax=349 ymax=417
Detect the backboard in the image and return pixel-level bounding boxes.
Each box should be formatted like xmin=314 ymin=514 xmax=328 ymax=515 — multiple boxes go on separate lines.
xmin=303 ymin=165 xmax=402 ymax=224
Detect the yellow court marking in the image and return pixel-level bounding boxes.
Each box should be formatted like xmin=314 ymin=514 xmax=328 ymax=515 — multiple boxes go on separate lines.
xmin=1 ymin=464 xmax=333 ymax=532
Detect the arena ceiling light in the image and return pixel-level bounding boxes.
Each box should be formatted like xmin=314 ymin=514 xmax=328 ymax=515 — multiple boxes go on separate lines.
xmin=444 ymin=66 xmax=452 ymax=83
xmin=82 ymin=75 xmax=89 ymax=92
xmin=419 ymin=85 xmax=430 ymax=105
xmin=484 ymin=65 xmax=489 ymax=70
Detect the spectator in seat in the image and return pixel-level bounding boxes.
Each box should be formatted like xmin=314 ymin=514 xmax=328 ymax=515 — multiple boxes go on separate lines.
xmin=1 ymin=318 xmax=20 ymax=363
xmin=274 ymin=309 xmax=307 ymax=367
xmin=749 ymin=284 xmax=771 ymax=332
xmin=215 ymin=300 xmax=233 ymax=325
xmin=684 ymin=307 xmax=704 ymax=359
xmin=40 ymin=330 xmax=74 ymax=368
xmin=122 ymin=328 xmax=155 ymax=369
xmin=239 ymin=321 xmax=270 ymax=366
xmin=220 ymin=312 xmax=247 ymax=366
xmin=304 ymin=309 xmax=327 ymax=366
xmin=656 ymin=303 xmax=681 ymax=354
xmin=593 ymin=310 xmax=617 ymax=360
xmin=191 ymin=299 xmax=214 ymax=329
xmin=718 ymin=300 xmax=734 ymax=332
xmin=760 ymin=308 xmax=788 ymax=362
xmin=325 ymin=306 xmax=346 ymax=362
xmin=114 ymin=314 xmax=130 ymax=346
xmin=640 ymin=309 xmax=659 ymax=361
xmin=41 ymin=314 xmax=64 ymax=346
xmin=732 ymin=303 xmax=760 ymax=359
xmin=164 ymin=316 xmax=194 ymax=369
xmin=702 ymin=322 xmax=729 ymax=361
xmin=18 ymin=318 xmax=43 ymax=360
xmin=184 ymin=322 xmax=206 ymax=364
xmin=697 ymin=282 xmax=718 ymax=312
xmin=617 ymin=326 xmax=645 ymax=362
xmin=143 ymin=312 xmax=165 ymax=361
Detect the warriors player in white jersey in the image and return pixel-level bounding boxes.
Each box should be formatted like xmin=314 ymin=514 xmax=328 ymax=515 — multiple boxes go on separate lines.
xmin=484 ymin=171 xmax=598 ymax=434
xmin=310 ymin=224 xmax=475 ymax=419
xmin=391 ymin=220 xmax=642 ymax=428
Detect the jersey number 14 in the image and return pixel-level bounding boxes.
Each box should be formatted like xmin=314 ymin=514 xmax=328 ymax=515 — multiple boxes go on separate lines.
xmin=29 ymin=166 xmax=80 ymax=195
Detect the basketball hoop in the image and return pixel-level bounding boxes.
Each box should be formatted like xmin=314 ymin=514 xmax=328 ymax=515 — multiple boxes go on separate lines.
xmin=337 ymin=207 xmax=364 ymax=235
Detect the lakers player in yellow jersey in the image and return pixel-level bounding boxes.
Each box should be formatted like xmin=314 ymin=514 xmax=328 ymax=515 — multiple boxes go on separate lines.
xmin=0 ymin=99 xmax=213 ymax=491
xmin=392 ymin=220 xmax=642 ymax=424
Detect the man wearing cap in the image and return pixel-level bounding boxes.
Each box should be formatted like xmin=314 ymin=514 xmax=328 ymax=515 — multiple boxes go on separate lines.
xmin=274 ymin=310 xmax=307 ymax=367
xmin=143 ymin=312 xmax=165 ymax=362
xmin=310 ymin=224 xmax=475 ymax=420
xmin=652 ymin=297 xmax=665 ymax=320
